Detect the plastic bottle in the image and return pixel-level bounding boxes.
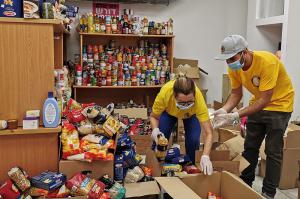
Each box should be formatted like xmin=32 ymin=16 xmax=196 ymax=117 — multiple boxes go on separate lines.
xmin=43 ymin=92 xmax=60 ymax=128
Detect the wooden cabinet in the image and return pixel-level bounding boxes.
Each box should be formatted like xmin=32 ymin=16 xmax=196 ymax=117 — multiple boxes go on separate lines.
xmin=0 ymin=18 xmax=68 ymax=125
xmin=0 ymin=127 xmax=61 ymax=183
xmin=74 ymin=33 xmax=175 ymax=107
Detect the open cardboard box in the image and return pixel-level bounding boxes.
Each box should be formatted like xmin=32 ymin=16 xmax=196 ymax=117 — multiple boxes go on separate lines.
xmin=114 ymin=108 xmax=148 ymax=120
xmin=155 ymin=171 xmax=263 ymax=199
xmin=259 ymin=124 xmax=300 ymax=189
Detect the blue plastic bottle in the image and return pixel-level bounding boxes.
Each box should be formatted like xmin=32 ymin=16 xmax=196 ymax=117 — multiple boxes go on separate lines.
xmin=43 ymin=92 xmax=60 ymax=128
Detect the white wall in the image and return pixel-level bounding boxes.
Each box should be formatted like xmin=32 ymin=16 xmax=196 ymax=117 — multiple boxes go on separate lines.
xmin=65 ymin=0 xmax=248 ymax=104
xmin=285 ymin=0 xmax=300 ymax=120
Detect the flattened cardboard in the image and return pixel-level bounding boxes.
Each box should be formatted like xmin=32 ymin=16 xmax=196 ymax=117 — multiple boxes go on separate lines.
xmin=155 ymin=177 xmax=201 ymax=199
xmin=222 ymin=135 xmax=245 ymax=160
xmin=210 ymin=161 xmax=240 ymax=176
xmin=232 ymin=154 xmax=250 ymax=173
xmin=221 ymin=172 xmax=264 ymax=199
xmin=173 ymin=58 xmax=201 ymax=79
xmin=218 ymin=127 xmax=239 ymax=143
xmin=114 ymin=108 xmax=148 ymax=120
xmin=125 ymin=181 xmax=160 ymax=198
xmin=59 ymin=160 xmax=114 ymax=180
xmin=196 ymin=150 xmax=230 ymax=162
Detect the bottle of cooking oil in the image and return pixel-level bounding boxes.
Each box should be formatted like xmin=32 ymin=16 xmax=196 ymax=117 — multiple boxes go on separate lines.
xmin=88 ymin=12 xmax=94 ymax=33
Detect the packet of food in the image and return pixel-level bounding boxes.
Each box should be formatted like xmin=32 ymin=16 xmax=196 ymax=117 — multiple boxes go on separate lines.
xmin=7 ymin=167 xmax=31 ymax=192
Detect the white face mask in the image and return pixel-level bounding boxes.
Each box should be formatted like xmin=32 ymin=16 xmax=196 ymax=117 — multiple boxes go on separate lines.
xmin=176 ymin=102 xmax=195 ymax=110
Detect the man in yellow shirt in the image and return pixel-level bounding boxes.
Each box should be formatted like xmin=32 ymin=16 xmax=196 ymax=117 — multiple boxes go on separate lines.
xmin=150 ymin=74 xmax=213 ymax=175
xmin=214 ymin=35 xmax=294 ymax=199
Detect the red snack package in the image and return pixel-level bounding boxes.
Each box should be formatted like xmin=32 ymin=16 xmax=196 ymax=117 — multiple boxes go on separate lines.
xmin=67 ymin=109 xmax=87 ymax=123
xmin=66 ymin=173 xmax=86 ymax=196
xmin=46 ymin=185 xmax=70 ymax=198
xmin=99 ymin=192 xmax=110 ymax=199
xmin=84 ymin=148 xmax=107 ymax=161
xmin=88 ymin=180 xmax=106 ymax=199
xmin=183 ymin=165 xmax=201 ymax=174
xmin=0 ymin=180 xmax=20 ymax=199
xmin=61 ymin=122 xmax=82 ymax=159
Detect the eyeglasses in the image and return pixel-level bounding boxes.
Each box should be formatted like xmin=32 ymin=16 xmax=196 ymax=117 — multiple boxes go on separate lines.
xmin=176 ymin=100 xmax=195 ymax=106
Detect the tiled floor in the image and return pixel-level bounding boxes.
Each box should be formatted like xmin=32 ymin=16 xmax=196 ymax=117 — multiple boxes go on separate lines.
xmin=253 ymin=176 xmax=298 ymax=199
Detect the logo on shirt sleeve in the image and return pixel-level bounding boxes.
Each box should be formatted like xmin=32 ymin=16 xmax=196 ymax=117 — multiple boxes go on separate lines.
xmin=252 ymin=76 xmax=260 ymax=87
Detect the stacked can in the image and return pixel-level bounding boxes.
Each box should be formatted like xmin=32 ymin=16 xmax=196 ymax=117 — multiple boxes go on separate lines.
xmin=80 ymin=39 xmax=170 ymax=87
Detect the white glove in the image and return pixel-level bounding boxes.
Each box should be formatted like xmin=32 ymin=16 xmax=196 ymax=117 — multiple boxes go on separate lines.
xmin=151 ymin=128 xmax=164 ymax=144
xmin=200 ymin=155 xmax=213 ymax=175
xmin=213 ymin=112 xmax=240 ymax=129
xmin=212 ymin=108 xmax=227 ymax=116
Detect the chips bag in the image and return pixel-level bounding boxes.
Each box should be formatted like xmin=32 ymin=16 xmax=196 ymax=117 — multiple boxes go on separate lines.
xmin=61 ymin=121 xmax=82 ymax=159
xmin=0 ymin=180 xmax=20 ymax=199
xmin=88 ymin=180 xmax=106 ymax=199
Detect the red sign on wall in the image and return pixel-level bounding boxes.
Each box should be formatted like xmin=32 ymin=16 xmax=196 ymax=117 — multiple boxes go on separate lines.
xmin=93 ymin=3 xmax=120 ymax=16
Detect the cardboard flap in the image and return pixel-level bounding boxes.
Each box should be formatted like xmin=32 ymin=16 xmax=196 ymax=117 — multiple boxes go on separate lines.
xmin=173 ymin=58 xmax=201 ymax=79
xmin=218 ymin=128 xmax=239 ymax=143
xmin=223 ymin=135 xmax=245 ymax=160
xmin=221 ymin=172 xmax=264 ymax=199
xmin=211 ymin=161 xmax=240 ymax=176
xmin=155 ymin=177 xmax=201 ymax=199
xmin=285 ymin=124 xmax=300 ymax=148
xmin=232 ymin=155 xmax=250 ymax=173
xmin=114 ymin=108 xmax=148 ymax=119
xmin=125 ymin=181 xmax=160 ymax=198
xmin=180 ymin=173 xmax=221 ymax=198
xmin=196 ymin=150 xmax=230 ymax=162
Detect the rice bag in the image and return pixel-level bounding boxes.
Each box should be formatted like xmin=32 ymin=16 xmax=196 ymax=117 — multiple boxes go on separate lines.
xmin=61 ymin=122 xmax=82 ymax=159
xmin=77 ymin=120 xmax=93 ymax=135
xmin=7 ymin=167 xmax=31 ymax=192
xmin=88 ymin=180 xmax=106 ymax=199
xmin=0 ymin=180 xmax=20 ymax=199
xmin=82 ymin=134 xmax=109 ymax=145
xmin=124 ymin=166 xmax=145 ymax=183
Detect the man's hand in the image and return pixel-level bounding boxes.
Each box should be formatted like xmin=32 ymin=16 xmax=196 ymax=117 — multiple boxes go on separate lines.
xmin=213 ymin=112 xmax=240 ymax=128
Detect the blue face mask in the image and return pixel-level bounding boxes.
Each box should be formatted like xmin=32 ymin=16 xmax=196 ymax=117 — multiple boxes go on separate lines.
xmin=228 ymin=54 xmax=244 ymax=71
xmin=176 ymin=102 xmax=194 ymax=110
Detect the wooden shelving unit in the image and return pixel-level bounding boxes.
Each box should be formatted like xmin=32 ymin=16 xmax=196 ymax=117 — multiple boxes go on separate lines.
xmin=75 ymin=32 xmax=175 ymax=107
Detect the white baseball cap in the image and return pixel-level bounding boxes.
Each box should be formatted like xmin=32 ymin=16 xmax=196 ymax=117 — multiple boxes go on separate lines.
xmin=215 ymin=35 xmax=248 ymax=60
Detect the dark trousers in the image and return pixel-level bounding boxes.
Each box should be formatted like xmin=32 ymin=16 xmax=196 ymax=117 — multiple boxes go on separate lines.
xmin=158 ymin=112 xmax=201 ymax=164
xmin=240 ymin=110 xmax=291 ymax=197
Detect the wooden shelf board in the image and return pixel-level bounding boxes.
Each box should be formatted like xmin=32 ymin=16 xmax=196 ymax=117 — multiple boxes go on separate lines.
xmin=73 ymin=85 xmax=163 ymax=89
xmin=0 ymin=126 xmax=61 ymax=136
xmin=0 ymin=18 xmax=69 ymax=34
xmin=256 ymin=15 xmax=284 ymax=27
xmin=79 ymin=32 xmax=175 ymax=38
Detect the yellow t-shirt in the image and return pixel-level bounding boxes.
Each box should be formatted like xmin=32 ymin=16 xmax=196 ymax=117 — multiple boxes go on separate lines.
xmin=152 ymin=80 xmax=209 ymax=122
xmin=228 ymin=51 xmax=294 ymax=112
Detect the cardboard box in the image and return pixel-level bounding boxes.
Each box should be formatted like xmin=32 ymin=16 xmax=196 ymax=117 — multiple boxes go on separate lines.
xmin=218 ymin=126 xmax=240 ymax=143
xmin=259 ymin=124 xmax=300 ymax=189
xmin=125 ymin=181 xmax=160 ymax=199
xmin=222 ymin=74 xmax=231 ymax=102
xmin=59 ymin=160 xmax=114 ymax=180
xmin=155 ymin=171 xmax=263 ymax=199
xmin=213 ymin=100 xmax=243 ymax=110
xmin=130 ymin=135 xmax=152 ymax=154
xmin=218 ymin=135 xmax=245 ymax=160
xmin=298 ymin=180 xmax=300 ymax=199
xmin=173 ymin=58 xmax=205 ymax=90
xmin=0 ymin=0 xmax=23 ymax=17
xmin=114 ymin=108 xmax=148 ymax=120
